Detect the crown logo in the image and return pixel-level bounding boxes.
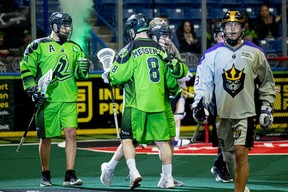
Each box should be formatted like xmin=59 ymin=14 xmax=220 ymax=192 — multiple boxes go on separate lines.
xmin=224 ymin=64 xmax=243 ymax=81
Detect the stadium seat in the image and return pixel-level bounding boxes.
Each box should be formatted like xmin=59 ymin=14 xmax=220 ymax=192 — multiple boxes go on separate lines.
xmin=185 ymin=8 xmax=201 ymax=20
xmin=123 ymin=8 xmax=136 ymax=19
xmin=161 ymin=8 xmax=186 ymax=21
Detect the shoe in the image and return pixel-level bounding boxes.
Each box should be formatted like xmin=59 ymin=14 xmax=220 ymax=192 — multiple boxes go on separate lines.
xmin=211 ymin=166 xmax=233 ymax=183
xmin=157 ymin=173 xmax=175 ymax=188
xmin=63 ymin=170 xmax=83 ymax=186
xmin=130 ymin=168 xmax=142 ymax=190
xmin=173 ymin=178 xmax=184 ymax=187
xmin=174 ymin=139 xmax=190 ymax=147
xmin=244 ymin=186 xmax=250 ymax=192
xmin=40 ymin=170 xmax=52 ymax=187
xmin=100 ymin=162 xmax=114 ymax=186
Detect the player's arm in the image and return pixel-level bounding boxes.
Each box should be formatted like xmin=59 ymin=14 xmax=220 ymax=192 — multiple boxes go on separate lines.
xmin=20 ymin=42 xmax=39 ymax=91
xmin=109 ymin=45 xmax=134 ymax=87
xmin=164 ymin=66 xmax=181 ymax=98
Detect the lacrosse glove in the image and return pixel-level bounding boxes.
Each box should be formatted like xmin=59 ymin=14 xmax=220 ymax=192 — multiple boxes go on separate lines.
xmin=27 ymin=86 xmax=46 ymax=107
xmin=101 ymin=71 xmax=110 ymax=84
xmin=259 ymin=105 xmax=274 ymax=129
xmin=77 ymin=58 xmax=90 ymax=73
xmin=192 ymin=97 xmax=209 ymax=125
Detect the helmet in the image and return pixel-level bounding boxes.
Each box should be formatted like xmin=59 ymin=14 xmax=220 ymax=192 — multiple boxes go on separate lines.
xmin=125 ymin=13 xmax=149 ymax=41
xmin=49 ymin=12 xmax=73 ymax=42
xmin=148 ymin=24 xmax=172 ymax=42
xmin=222 ymin=10 xmax=245 ymax=46
xmin=222 ymin=10 xmax=245 ymax=26
xmin=212 ymin=22 xmax=223 ymax=40
xmin=149 ymin=17 xmax=168 ymax=26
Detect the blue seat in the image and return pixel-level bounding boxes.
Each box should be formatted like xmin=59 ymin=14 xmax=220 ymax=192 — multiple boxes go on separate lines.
xmin=186 ymin=8 xmax=201 ymax=20
xmin=123 ymin=8 xmax=136 ymax=19
xmin=161 ymin=8 xmax=186 ymax=20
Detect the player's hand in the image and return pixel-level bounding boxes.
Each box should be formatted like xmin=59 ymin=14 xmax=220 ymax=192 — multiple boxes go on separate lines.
xmin=27 ymin=86 xmax=46 ymax=107
xmin=259 ymin=105 xmax=273 ymax=129
xmin=178 ymin=72 xmax=193 ymax=82
xmin=192 ymin=97 xmax=209 ymax=125
xmin=159 ymin=36 xmax=172 ymax=51
xmin=101 ymin=71 xmax=110 ymax=84
xmin=77 ymin=58 xmax=90 ymax=73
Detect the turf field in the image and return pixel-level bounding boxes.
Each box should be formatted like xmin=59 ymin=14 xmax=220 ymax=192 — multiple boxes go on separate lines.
xmin=0 ymin=137 xmax=287 ymax=192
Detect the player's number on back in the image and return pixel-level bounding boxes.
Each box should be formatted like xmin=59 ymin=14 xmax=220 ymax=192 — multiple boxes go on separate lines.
xmin=147 ymin=57 xmax=160 ymax=83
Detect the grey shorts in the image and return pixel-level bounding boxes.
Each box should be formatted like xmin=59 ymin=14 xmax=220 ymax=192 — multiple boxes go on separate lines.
xmin=216 ymin=116 xmax=255 ymax=152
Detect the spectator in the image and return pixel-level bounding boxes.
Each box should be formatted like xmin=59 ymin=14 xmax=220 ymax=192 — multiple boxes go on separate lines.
xmin=255 ymin=4 xmax=281 ymax=40
xmin=16 ymin=29 xmax=32 ymax=57
xmin=0 ymin=31 xmax=10 ymax=59
xmin=176 ymin=20 xmax=201 ymax=54
xmin=242 ymin=11 xmax=259 ymax=45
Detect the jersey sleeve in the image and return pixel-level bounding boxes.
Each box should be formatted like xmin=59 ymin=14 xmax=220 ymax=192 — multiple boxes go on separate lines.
xmin=20 ymin=41 xmax=40 ymax=91
xmin=109 ymin=44 xmax=134 ymax=87
xmin=256 ymin=53 xmax=276 ymax=106
xmin=192 ymin=55 xmax=214 ymax=108
xmin=73 ymin=44 xmax=88 ymax=80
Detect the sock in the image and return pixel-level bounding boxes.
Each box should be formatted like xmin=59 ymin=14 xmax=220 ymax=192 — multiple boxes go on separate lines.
xmin=126 ymin=158 xmax=136 ymax=171
xmin=107 ymin=159 xmax=119 ymax=170
xmin=162 ymin=164 xmax=172 ymax=177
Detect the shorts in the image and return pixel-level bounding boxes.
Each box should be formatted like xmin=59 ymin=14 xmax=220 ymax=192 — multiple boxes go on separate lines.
xmin=36 ymin=102 xmax=78 ymax=138
xmin=120 ymin=107 xmax=170 ymax=144
xmin=216 ymin=117 xmax=255 ymax=152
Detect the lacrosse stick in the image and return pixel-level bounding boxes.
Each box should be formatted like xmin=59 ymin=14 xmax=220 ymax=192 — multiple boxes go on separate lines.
xmin=97 ymin=48 xmax=120 ymax=139
xmin=191 ymin=123 xmax=201 ymax=143
xmin=16 ymin=69 xmax=53 ymax=152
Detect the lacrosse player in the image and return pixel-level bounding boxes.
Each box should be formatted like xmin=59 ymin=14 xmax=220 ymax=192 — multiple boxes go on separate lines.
xmin=20 ymin=12 xmax=89 ymax=187
xmin=209 ymin=22 xmax=233 ymax=183
xmin=101 ymin=13 xmax=191 ymax=190
xmin=192 ymin=10 xmax=276 ymax=192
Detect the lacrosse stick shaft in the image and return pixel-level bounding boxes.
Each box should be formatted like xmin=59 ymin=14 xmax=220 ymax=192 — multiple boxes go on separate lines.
xmin=16 ymin=107 xmax=37 ymax=152
xmin=204 ymin=118 xmax=209 ymax=143
xmin=191 ymin=123 xmax=201 ymax=143
xmin=110 ymin=87 xmax=120 ymax=139
xmin=182 ymin=90 xmax=194 ymax=98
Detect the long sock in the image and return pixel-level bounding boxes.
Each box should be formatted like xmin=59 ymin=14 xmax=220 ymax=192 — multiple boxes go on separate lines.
xmin=162 ymin=164 xmax=172 ymax=177
xmin=107 ymin=159 xmax=119 ymax=170
xmin=126 ymin=158 xmax=136 ymax=171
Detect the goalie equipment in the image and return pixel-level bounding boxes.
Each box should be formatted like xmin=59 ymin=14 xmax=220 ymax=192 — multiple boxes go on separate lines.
xmin=97 ymin=48 xmax=116 ymax=72
xmin=259 ymin=105 xmax=273 ymax=129
xmin=192 ymin=97 xmax=209 ymax=125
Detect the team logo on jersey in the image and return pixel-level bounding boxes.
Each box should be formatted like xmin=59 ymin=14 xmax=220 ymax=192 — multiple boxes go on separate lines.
xmin=222 ymin=64 xmax=245 ymax=97
xmin=241 ymin=51 xmax=253 ymax=61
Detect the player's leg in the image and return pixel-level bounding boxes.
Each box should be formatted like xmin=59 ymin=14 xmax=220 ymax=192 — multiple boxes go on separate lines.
xmin=62 ymin=102 xmax=82 ymax=186
xmin=233 ymin=118 xmax=255 ymax=192
xmin=123 ymin=107 xmax=142 ymax=190
xmin=100 ymin=144 xmax=124 ymax=186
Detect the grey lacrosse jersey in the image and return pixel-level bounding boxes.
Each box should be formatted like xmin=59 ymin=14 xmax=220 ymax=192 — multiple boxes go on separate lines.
xmin=193 ymin=41 xmax=276 ymax=119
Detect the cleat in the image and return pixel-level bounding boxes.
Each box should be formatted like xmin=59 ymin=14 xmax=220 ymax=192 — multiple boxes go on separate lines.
xmin=130 ymin=169 xmax=142 ymax=190
xmin=211 ymin=166 xmax=233 ymax=183
xmin=100 ymin=162 xmax=114 ymax=186
xmin=157 ymin=173 xmax=175 ymax=188
xmin=40 ymin=170 xmax=52 ymax=187
xmin=63 ymin=170 xmax=83 ymax=186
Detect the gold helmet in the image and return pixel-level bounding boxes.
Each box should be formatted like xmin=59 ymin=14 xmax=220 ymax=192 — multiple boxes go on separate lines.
xmin=222 ymin=10 xmax=245 ymax=26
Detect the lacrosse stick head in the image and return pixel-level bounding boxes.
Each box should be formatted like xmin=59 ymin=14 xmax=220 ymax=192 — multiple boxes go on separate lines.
xmin=38 ymin=69 xmax=53 ymax=95
xmin=97 ymin=48 xmax=116 ymax=72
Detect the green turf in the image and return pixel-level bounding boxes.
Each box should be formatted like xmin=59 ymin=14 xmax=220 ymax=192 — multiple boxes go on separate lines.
xmin=0 ymin=143 xmax=287 ymax=191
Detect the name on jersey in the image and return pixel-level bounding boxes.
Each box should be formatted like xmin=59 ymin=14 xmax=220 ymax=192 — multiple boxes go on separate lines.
xmin=241 ymin=51 xmax=253 ymax=61
xmin=132 ymin=47 xmax=157 ymax=58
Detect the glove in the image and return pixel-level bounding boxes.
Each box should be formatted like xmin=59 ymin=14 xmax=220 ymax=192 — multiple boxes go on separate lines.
xmin=157 ymin=49 xmax=176 ymax=64
xmin=77 ymin=58 xmax=89 ymax=73
xmin=27 ymin=86 xmax=46 ymax=107
xmin=259 ymin=105 xmax=273 ymax=129
xmin=192 ymin=97 xmax=209 ymax=124
xmin=178 ymin=72 xmax=193 ymax=82
xmin=159 ymin=36 xmax=172 ymax=51
xmin=101 ymin=71 xmax=110 ymax=84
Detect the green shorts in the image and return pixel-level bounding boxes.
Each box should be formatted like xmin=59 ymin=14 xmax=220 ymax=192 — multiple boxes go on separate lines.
xmin=36 ymin=102 xmax=78 ymax=138
xmin=165 ymin=100 xmax=176 ymax=137
xmin=131 ymin=108 xmax=170 ymax=144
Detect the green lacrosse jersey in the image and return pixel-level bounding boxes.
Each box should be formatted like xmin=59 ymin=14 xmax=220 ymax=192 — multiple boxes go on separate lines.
xmin=20 ymin=36 xmax=86 ymax=102
xmin=109 ymin=38 xmax=180 ymax=113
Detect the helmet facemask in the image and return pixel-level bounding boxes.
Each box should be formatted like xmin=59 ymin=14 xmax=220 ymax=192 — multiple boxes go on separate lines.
xmin=222 ymin=10 xmax=245 ymax=46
